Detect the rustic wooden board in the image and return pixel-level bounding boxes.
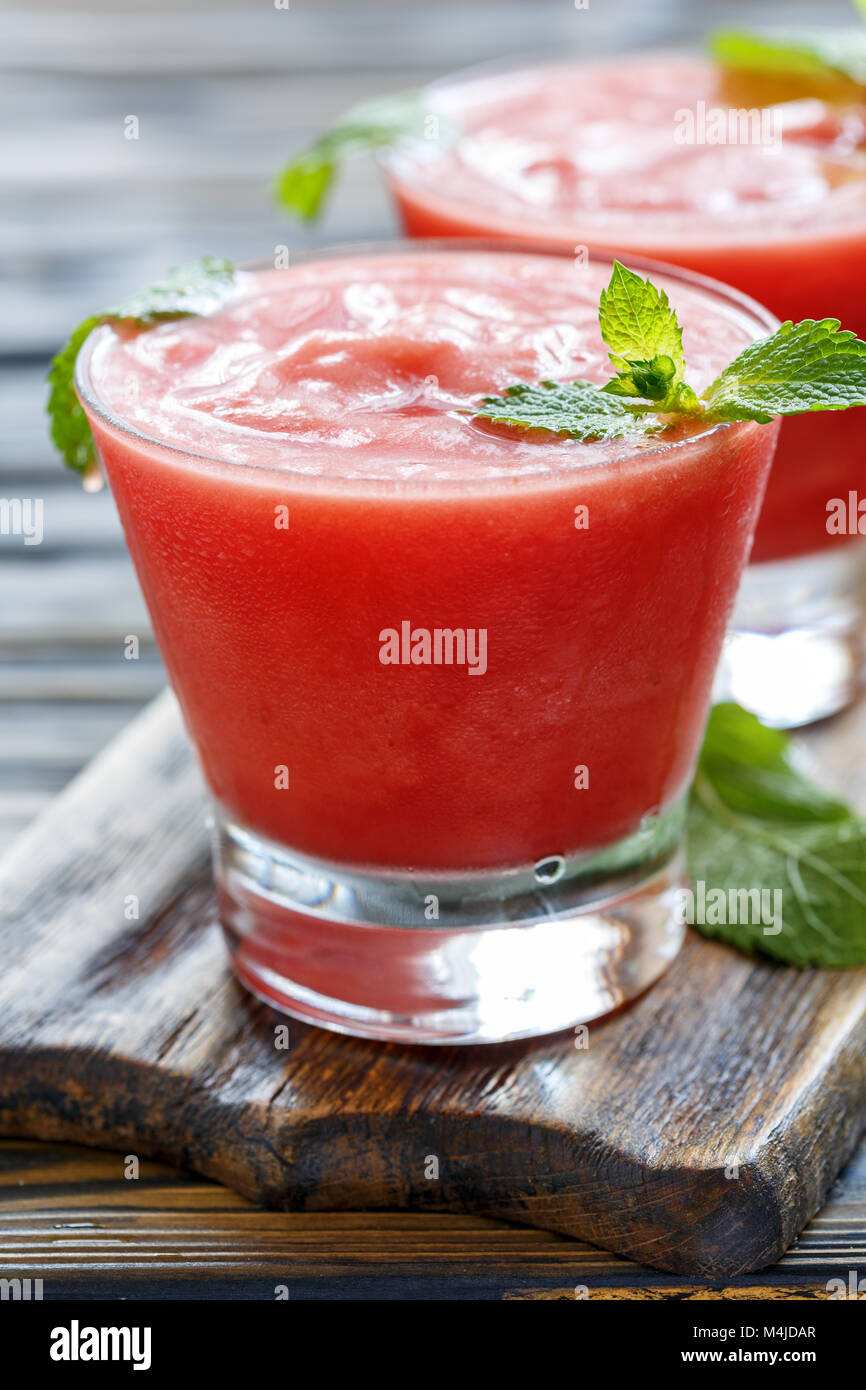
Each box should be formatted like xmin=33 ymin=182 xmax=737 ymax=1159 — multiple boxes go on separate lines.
xmin=1 ymin=691 xmax=865 ymax=1278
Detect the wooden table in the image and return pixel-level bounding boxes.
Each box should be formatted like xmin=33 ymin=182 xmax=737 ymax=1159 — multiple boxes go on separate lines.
xmin=2 ymin=0 xmax=864 ymax=1299
xmin=2 ymin=1139 xmax=864 ymax=1300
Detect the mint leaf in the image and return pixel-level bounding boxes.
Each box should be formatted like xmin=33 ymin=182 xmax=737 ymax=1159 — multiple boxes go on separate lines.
xmin=597 ymin=261 xmax=697 ymax=408
xmin=47 ymin=257 xmax=235 ymax=474
xmin=47 ymin=316 xmax=105 ymax=477
xmin=602 ymin=353 xmax=677 ymax=400
xmin=274 ymin=90 xmax=436 ymax=221
xmin=603 ymin=361 xmax=702 ymax=416
xmin=709 ymin=27 xmax=866 ymax=87
xmin=702 ymin=319 xmax=866 ymax=423
xmin=698 ymin=701 xmax=851 ymax=824
xmin=687 ymin=703 xmax=866 ymax=968
xmin=472 ymin=380 xmax=661 ymax=442
xmin=274 ymin=153 xmax=336 ymax=223
xmin=106 ymin=257 xmax=235 ymax=324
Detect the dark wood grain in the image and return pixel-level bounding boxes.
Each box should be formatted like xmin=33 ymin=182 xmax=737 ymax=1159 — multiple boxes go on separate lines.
xmin=2 ymin=1137 xmax=863 ymax=1300
xmin=1 ymin=691 xmax=865 ymax=1279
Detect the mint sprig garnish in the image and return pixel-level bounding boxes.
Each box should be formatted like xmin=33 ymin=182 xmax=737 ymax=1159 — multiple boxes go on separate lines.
xmin=472 ymin=260 xmax=866 ymax=443
xmin=688 ymin=704 xmax=866 ymax=968
xmin=274 ymin=90 xmax=441 ymax=221
xmin=475 ymin=380 xmax=658 ymax=442
xmin=48 ymin=257 xmax=235 ymax=475
xmin=709 ymin=26 xmax=866 ymax=88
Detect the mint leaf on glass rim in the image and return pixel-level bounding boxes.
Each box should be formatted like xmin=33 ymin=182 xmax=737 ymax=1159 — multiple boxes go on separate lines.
xmin=702 ymin=318 xmax=866 ymax=423
xmin=104 ymin=257 xmax=235 ymax=324
xmin=688 ymin=705 xmax=866 ymax=968
xmin=47 ymin=257 xmax=235 ymax=476
xmin=274 ymin=90 xmax=439 ymax=221
xmin=709 ymin=27 xmax=866 ymax=88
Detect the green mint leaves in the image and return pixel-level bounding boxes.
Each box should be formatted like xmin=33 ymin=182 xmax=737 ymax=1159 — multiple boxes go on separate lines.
xmin=597 ymin=260 xmax=694 ymax=408
xmin=709 ymin=26 xmax=866 ymax=88
xmin=688 ymin=704 xmax=866 ymax=968
xmin=48 ymin=316 xmax=110 ymax=477
xmin=94 ymin=257 xmax=235 ymax=324
xmin=474 ymin=380 xmax=659 ymax=443
xmin=48 ymin=257 xmax=235 ymax=475
xmin=473 ymin=261 xmax=866 ymax=443
xmin=274 ymin=90 xmax=437 ymax=221
xmin=702 ymin=318 xmax=866 ymax=423
xmin=473 ymin=262 xmax=702 ymax=442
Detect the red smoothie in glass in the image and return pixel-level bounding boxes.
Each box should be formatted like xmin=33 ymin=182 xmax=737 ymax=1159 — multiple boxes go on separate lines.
xmin=78 ymin=248 xmax=777 ymax=876
xmin=384 ymin=56 xmax=866 ymax=561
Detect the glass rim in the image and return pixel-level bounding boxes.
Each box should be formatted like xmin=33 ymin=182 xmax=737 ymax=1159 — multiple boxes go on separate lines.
xmin=75 ymin=236 xmax=779 ymax=489
xmin=376 ymin=50 xmax=866 ymax=248
xmin=377 ymin=48 xmax=694 ymax=170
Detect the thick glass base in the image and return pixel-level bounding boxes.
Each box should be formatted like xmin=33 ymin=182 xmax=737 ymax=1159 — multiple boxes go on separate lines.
xmin=717 ymin=542 xmax=866 ymax=728
xmin=212 ymin=806 xmax=687 ymax=1044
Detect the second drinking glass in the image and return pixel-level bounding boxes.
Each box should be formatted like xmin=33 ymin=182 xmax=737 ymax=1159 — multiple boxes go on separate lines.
xmin=381 ymin=54 xmax=866 ymax=725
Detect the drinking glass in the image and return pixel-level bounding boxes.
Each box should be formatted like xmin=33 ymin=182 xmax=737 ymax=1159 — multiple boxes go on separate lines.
xmin=76 ymin=241 xmax=779 ymax=1043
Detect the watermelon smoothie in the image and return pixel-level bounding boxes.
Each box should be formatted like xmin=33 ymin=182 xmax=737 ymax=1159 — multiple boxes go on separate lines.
xmin=384 ymin=57 xmax=866 ymax=723
xmin=77 ymin=244 xmax=778 ymax=1043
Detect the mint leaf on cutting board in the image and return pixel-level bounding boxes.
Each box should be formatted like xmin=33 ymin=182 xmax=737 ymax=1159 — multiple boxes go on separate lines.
xmin=688 ymin=704 xmax=866 ymax=968
xmin=47 ymin=257 xmax=235 ymax=476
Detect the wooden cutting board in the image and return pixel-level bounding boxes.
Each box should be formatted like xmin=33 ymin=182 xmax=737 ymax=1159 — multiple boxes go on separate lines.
xmin=1 ymin=689 xmax=865 ymax=1277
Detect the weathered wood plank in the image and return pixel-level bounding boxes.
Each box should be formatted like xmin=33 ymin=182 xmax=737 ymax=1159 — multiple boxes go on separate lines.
xmin=0 ymin=557 xmax=150 ymax=642
xmin=0 ymin=690 xmax=865 ymax=1277
xmin=0 ymin=660 xmax=162 ymax=703
xmin=0 ymin=3 xmax=676 ymax=76
xmin=0 ymin=1137 xmax=864 ymax=1298
xmin=0 ymin=703 xmax=157 ymax=766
